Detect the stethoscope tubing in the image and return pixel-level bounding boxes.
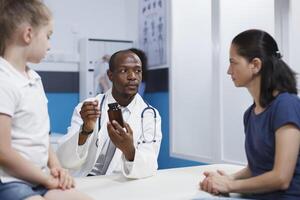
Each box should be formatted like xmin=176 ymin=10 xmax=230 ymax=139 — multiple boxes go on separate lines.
xmin=95 ymin=95 xmax=157 ymax=148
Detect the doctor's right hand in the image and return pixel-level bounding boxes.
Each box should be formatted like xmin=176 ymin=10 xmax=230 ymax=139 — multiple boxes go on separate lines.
xmin=79 ymin=100 xmax=100 ymax=132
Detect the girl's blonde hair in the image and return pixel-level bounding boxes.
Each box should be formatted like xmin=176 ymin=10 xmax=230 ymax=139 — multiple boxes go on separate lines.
xmin=0 ymin=0 xmax=52 ymax=56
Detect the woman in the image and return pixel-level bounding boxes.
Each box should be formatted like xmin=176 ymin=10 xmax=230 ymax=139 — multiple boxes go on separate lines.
xmin=200 ymin=29 xmax=300 ymax=200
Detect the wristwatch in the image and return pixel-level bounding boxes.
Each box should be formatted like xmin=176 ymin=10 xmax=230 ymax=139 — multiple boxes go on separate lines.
xmin=80 ymin=124 xmax=93 ymax=135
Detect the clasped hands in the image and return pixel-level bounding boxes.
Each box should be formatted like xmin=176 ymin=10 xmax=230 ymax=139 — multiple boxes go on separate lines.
xmin=199 ymin=170 xmax=234 ymax=196
xmin=45 ymin=166 xmax=75 ymax=190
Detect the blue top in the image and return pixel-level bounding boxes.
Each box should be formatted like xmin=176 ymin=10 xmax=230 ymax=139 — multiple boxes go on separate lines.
xmin=244 ymin=92 xmax=300 ymax=200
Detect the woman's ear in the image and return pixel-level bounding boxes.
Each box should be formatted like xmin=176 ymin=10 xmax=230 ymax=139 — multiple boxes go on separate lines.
xmin=251 ymin=58 xmax=262 ymax=74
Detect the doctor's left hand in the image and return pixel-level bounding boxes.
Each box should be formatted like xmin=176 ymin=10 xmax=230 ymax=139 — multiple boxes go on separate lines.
xmin=50 ymin=167 xmax=75 ymax=190
xmin=107 ymin=121 xmax=135 ymax=161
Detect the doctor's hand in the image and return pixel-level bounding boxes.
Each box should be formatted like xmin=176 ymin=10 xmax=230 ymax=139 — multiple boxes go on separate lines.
xmin=80 ymin=100 xmax=100 ymax=132
xmin=107 ymin=121 xmax=135 ymax=161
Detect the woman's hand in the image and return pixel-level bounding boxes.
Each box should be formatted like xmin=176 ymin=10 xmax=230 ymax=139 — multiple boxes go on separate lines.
xmin=199 ymin=170 xmax=234 ymax=195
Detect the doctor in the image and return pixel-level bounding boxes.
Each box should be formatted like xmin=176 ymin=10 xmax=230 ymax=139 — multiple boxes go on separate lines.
xmin=56 ymin=49 xmax=162 ymax=179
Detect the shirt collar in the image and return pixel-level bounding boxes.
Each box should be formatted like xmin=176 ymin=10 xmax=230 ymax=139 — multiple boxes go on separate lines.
xmin=0 ymin=57 xmax=41 ymax=87
xmin=105 ymin=88 xmax=137 ymax=114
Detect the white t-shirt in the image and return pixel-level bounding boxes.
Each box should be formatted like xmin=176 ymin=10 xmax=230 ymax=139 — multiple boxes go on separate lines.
xmin=0 ymin=57 xmax=50 ymax=183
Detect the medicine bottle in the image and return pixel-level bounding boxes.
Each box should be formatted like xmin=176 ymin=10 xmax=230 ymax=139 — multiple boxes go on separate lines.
xmin=107 ymin=103 xmax=124 ymax=127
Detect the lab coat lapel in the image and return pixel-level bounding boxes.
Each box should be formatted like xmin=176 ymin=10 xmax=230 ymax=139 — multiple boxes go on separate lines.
xmin=127 ymin=96 xmax=143 ymax=143
xmin=126 ymin=112 xmax=141 ymax=144
xmin=97 ymin=96 xmax=123 ymax=175
xmin=94 ymin=102 xmax=110 ymax=162
xmin=105 ymin=94 xmax=145 ymax=174
xmin=87 ymin=95 xmax=110 ymax=174
xmin=105 ymin=148 xmax=122 ymax=174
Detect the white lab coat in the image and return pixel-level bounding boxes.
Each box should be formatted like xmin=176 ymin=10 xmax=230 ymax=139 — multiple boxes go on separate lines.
xmin=56 ymin=90 xmax=162 ymax=179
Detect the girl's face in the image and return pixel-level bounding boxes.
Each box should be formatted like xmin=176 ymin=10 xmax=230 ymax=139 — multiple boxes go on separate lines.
xmin=227 ymin=44 xmax=257 ymax=88
xmin=27 ymin=20 xmax=53 ymax=63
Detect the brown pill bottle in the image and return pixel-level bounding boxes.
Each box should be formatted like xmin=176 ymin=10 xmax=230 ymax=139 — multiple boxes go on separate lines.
xmin=107 ymin=103 xmax=124 ymax=128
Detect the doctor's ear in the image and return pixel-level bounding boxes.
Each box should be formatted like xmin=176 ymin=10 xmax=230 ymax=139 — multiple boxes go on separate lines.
xmin=107 ymin=69 xmax=113 ymax=81
xmin=250 ymin=58 xmax=262 ymax=75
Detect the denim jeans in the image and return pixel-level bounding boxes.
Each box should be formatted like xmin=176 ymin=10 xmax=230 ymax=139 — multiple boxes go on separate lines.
xmin=0 ymin=180 xmax=48 ymax=200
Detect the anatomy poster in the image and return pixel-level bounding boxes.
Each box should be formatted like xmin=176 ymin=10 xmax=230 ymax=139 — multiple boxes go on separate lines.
xmin=139 ymin=0 xmax=167 ymax=68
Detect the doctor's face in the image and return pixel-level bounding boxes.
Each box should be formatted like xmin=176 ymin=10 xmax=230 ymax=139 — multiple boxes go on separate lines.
xmin=108 ymin=52 xmax=142 ymax=97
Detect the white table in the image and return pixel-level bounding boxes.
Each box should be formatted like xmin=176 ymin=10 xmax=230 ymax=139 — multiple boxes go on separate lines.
xmin=76 ymin=164 xmax=244 ymax=200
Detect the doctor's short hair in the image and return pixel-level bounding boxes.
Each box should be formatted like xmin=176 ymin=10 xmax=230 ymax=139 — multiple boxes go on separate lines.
xmin=108 ymin=49 xmax=142 ymax=72
xmin=129 ymin=48 xmax=148 ymax=83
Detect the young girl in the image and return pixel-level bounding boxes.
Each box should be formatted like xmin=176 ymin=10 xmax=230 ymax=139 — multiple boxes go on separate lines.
xmin=0 ymin=1 xmax=91 ymax=199
xmin=200 ymin=29 xmax=300 ymax=200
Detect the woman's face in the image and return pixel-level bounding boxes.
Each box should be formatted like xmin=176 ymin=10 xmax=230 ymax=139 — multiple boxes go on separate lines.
xmin=227 ymin=44 xmax=256 ymax=87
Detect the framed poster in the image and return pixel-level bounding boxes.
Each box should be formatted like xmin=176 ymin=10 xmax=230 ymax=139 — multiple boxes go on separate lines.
xmin=139 ymin=0 xmax=167 ymax=69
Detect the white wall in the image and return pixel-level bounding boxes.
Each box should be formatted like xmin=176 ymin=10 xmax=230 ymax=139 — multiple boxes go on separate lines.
xmin=220 ymin=0 xmax=275 ymax=164
xmin=31 ymin=0 xmax=139 ymax=71
xmin=171 ymin=0 xmax=275 ymax=164
xmin=289 ymin=0 xmax=300 ymax=88
xmin=170 ymin=0 xmax=214 ymax=163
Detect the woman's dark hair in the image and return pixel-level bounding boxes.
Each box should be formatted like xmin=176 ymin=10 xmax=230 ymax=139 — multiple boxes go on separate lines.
xmin=232 ymin=29 xmax=297 ymax=107
xmin=129 ymin=48 xmax=148 ymax=82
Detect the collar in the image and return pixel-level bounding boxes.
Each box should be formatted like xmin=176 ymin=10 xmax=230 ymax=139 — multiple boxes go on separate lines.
xmin=105 ymin=88 xmax=137 ymax=114
xmin=0 ymin=57 xmax=41 ymax=87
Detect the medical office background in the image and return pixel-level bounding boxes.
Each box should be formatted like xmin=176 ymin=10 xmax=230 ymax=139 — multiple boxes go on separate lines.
xmin=30 ymin=0 xmax=300 ymax=169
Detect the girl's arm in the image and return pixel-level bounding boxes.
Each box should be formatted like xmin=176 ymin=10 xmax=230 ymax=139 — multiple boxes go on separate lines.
xmin=0 ymin=114 xmax=57 ymax=188
xmin=48 ymin=145 xmax=61 ymax=169
xmin=48 ymin=144 xmax=75 ymax=189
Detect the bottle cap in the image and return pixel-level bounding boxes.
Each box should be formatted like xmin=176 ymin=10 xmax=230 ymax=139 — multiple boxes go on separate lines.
xmin=108 ymin=103 xmax=119 ymax=110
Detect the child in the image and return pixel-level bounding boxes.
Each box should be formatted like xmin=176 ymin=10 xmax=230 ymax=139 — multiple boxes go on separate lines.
xmin=0 ymin=0 xmax=92 ymax=199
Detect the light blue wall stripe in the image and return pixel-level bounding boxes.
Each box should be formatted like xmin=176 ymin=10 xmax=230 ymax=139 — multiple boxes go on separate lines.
xmin=46 ymin=93 xmax=79 ymax=134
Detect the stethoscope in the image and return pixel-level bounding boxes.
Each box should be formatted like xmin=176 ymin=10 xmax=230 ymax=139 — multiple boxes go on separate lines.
xmin=95 ymin=95 xmax=157 ymax=147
